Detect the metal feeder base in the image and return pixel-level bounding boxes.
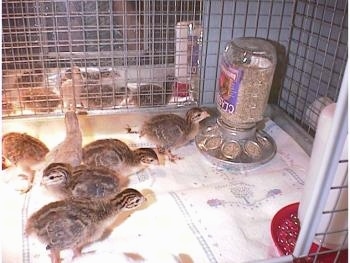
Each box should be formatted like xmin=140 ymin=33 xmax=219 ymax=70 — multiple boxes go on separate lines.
xmin=195 ymin=118 xmax=276 ymax=171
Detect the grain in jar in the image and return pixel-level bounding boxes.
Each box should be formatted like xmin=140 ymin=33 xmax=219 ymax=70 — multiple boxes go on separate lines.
xmin=217 ymin=37 xmax=277 ymax=129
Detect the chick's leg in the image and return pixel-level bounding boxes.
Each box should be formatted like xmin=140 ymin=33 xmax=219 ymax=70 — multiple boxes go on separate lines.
xmin=156 ymin=146 xmax=166 ymax=155
xmin=49 ymin=249 xmax=61 ymax=263
xmin=156 ymin=146 xmax=181 ymax=162
xmin=72 ymin=246 xmax=83 ymax=258
xmin=165 ymin=149 xmax=183 ymax=162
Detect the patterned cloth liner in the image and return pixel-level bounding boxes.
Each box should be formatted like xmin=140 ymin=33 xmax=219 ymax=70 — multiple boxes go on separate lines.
xmin=1 ymin=119 xmax=309 ymax=263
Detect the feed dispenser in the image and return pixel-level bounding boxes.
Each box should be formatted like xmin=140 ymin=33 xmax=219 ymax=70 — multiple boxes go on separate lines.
xmin=196 ymin=37 xmax=277 ymax=170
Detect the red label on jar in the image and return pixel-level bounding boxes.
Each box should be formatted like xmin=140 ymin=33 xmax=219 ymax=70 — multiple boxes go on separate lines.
xmin=218 ymin=62 xmax=243 ymax=114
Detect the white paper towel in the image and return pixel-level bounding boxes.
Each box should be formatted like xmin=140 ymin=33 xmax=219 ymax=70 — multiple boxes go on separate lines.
xmin=298 ymin=103 xmax=348 ymax=249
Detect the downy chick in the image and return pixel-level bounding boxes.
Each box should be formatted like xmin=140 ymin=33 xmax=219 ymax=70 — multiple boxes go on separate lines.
xmin=2 ymin=132 xmax=49 ymax=193
xmin=139 ymin=107 xmax=210 ymax=161
xmin=25 ymin=188 xmax=146 ymax=263
xmin=45 ymin=111 xmax=82 ymax=167
xmin=41 ymin=162 xmax=129 ymax=199
xmin=82 ymin=138 xmax=159 ymax=175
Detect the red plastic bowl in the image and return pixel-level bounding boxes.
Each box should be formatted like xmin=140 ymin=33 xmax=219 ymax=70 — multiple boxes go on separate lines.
xmin=271 ymin=202 xmax=348 ymax=262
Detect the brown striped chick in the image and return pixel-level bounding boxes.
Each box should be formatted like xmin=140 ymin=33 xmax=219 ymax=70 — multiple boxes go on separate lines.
xmin=60 ymin=66 xmax=84 ymax=110
xmin=25 ymin=188 xmax=146 ymax=263
xmin=41 ymin=162 xmax=129 ymax=199
xmin=139 ymin=107 xmax=210 ymax=161
xmin=2 ymin=132 xmax=49 ymax=193
xmin=45 ymin=111 xmax=82 ymax=167
xmin=82 ymin=139 xmax=160 ymax=175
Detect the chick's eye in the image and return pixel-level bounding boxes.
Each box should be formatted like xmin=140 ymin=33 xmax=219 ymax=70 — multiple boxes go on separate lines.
xmin=136 ymin=198 xmax=143 ymax=205
xmin=49 ymin=176 xmax=55 ymax=180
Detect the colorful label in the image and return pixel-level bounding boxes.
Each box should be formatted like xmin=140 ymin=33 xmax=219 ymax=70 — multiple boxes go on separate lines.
xmin=217 ymin=62 xmax=243 ymax=114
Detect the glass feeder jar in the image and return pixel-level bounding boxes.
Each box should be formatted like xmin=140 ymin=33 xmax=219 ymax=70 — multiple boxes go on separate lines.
xmin=196 ymin=37 xmax=277 ymax=170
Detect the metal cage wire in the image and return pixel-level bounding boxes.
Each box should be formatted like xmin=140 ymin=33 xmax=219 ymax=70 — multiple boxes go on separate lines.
xmin=1 ymin=0 xmax=348 ymax=262
xmin=2 ymin=0 xmax=203 ymax=114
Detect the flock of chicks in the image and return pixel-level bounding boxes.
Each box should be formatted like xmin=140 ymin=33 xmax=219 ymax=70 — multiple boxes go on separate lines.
xmin=2 ymin=107 xmax=210 ymax=263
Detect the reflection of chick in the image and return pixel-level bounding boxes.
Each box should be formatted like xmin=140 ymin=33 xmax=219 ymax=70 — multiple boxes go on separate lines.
xmin=82 ymin=139 xmax=159 ymax=175
xmin=130 ymin=83 xmax=173 ymax=107
xmin=41 ymin=163 xmax=129 ymax=199
xmin=20 ymin=87 xmax=61 ymax=113
xmin=26 ymin=188 xmax=146 ymax=263
xmin=81 ymin=84 xmax=130 ymax=109
xmin=60 ymin=66 xmax=83 ymax=110
xmin=80 ymin=70 xmax=131 ymax=109
xmin=45 ymin=111 xmax=82 ymax=167
xmin=2 ymin=132 xmax=49 ymax=193
xmin=139 ymin=107 xmax=210 ymax=161
xmin=219 ymin=74 xmax=231 ymax=100
xmin=18 ymin=69 xmax=44 ymax=87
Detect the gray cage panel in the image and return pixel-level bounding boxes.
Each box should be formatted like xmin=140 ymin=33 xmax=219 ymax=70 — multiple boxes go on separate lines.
xmin=280 ymin=0 xmax=348 ymax=132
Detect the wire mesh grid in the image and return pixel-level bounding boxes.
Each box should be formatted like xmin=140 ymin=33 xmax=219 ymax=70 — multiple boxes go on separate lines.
xmin=281 ymin=0 xmax=348 ymax=134
xmin=2 ymin=0 xmax=202 ymax=115
xmin=1 ymin=0 xmax=348 ymax=261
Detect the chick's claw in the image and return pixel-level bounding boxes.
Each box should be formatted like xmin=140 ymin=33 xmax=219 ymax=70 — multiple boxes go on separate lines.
xmin=167 ymin=150 xmax=183 ymax=163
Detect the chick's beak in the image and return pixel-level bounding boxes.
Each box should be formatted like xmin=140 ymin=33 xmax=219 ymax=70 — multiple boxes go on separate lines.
xmin=202 ymin=111 xmax=210 ymax=118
